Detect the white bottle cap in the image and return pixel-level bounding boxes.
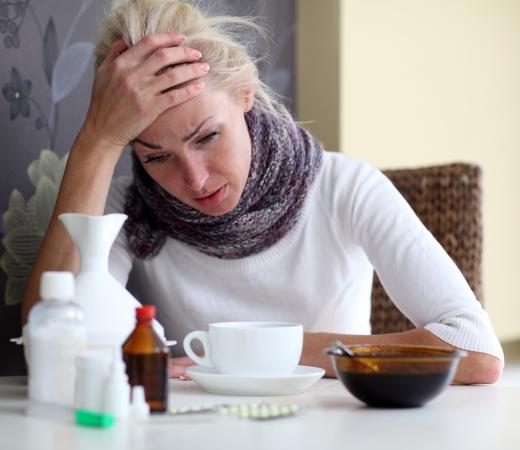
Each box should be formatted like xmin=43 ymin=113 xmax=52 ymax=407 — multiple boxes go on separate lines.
xmin=40 ymin=271 xmax=74 ymax=301
xmin=130 ymin=386 xmax=150 ymax=420
xmin=109 ymin=347 xmax=128 ymax=383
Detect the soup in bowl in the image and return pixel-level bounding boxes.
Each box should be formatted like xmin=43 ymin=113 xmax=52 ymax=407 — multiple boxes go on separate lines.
xmin=327 ymin=344 xmax=467 ymax=408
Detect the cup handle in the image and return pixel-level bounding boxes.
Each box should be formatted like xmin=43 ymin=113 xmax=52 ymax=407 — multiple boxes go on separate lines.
xmin=183 ymin=331 xmax=213 ymax=368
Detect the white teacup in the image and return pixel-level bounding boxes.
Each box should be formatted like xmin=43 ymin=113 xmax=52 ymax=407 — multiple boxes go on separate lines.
xmin=183 ymin=322 xmax=303 ymax=376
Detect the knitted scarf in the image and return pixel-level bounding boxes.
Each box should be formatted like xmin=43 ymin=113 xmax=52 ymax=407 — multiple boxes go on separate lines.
xmin=123 ymin=106 xmax=323 ymax=259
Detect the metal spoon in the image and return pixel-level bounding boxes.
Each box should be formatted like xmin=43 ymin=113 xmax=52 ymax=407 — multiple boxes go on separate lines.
xmin=323 ymin=340 xmax=357 ymax=357
xmin=324 ymin=340 xmax=380 ymax=373
xmin=333 ymin=340 xmax=357 ymax=357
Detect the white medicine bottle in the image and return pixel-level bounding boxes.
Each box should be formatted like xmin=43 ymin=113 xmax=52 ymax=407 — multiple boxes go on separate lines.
xmin=25 ymin=271 xmax=87 ymax=407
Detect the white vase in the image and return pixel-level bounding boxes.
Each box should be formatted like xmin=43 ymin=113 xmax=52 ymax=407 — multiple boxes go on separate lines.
xmin=58 ymin=213 xmax=141 ymax=356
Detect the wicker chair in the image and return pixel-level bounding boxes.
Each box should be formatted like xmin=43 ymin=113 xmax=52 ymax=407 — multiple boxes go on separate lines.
xmin=370 ymin=163 xmax=483 ymax=334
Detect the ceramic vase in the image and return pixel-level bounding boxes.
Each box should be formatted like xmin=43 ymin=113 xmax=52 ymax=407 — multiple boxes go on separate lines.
xmin=59 ymin=213 xmax=140 ymax=354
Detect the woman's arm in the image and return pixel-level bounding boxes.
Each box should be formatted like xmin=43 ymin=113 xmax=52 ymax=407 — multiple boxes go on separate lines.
xmin=322 ymin=159 xmax=504 ymax=385
xmin=21 ymin=133 xmax=122 ymax=324
xmin=300 ymin=329 xmax=503 ymax=384
xmin=21 ymin=32 xmax=208 ymax=324
xmin=168 ymin=328 xmax=502 ymax=383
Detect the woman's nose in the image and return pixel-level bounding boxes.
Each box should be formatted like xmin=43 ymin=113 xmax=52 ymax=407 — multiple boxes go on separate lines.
xmin=180 ymin=155 xmax=210 ymax=192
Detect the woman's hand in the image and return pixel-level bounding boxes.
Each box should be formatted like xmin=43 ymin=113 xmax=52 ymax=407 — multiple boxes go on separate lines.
xmin=81 ymin=32 xmax=209 ymax=151
xmin=169 ymin=355 xmax=197 ymax=380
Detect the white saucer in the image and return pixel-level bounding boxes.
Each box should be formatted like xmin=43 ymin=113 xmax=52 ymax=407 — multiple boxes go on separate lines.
xmin=186 ymin=365 xmax=325 ymax=396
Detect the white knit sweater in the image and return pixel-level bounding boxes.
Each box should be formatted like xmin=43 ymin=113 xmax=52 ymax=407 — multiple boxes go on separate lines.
xmin=106 ymin=152 xmax=504 ymax=361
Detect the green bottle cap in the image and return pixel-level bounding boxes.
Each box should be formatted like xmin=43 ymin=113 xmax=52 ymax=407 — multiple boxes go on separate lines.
xmin=75 ymin=409 xmax=116 ymax=428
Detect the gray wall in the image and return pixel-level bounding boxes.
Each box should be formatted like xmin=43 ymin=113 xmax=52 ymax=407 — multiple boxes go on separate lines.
xmin=0 ymin=0 xmax=295 ymax=375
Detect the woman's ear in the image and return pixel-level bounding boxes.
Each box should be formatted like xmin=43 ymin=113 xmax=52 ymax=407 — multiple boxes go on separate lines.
xmin=242 ymin=88 xmax=254 ymax=112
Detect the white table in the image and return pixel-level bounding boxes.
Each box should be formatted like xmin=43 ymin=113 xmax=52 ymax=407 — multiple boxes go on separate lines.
xmin=1 ymin=366 xmax=519 ymax=450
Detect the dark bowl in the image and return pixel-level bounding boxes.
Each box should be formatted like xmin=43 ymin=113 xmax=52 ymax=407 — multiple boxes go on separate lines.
xmin=329 ymin=344 xmax=467 ymax=408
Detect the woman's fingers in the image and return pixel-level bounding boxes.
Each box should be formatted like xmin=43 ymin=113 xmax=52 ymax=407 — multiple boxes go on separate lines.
xmin=169 ymin=355 xmax=196 ymax=379
xmin=151 ymin=61 xmax=209 ymax=95
xmin=99 ymin=38 xmax=129 ymax=69
xmin=171 ymin=356 xmax=197 ymax=367
xmin=169 ymin=364 xmax=188 ymax=378
xmin=157 ymin=79 xmax=205 ymax=110
xmin=137 ymin=45 xmax=202 ymax=78
xmin=122 ymin=32 xmax=187 ymax=64
xmin=104 ymin=34 xmax=207 ymax=109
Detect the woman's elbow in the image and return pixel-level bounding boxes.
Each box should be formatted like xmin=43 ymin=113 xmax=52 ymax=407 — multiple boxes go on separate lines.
xmin=454 ymin=351 xmax=503 ymax=385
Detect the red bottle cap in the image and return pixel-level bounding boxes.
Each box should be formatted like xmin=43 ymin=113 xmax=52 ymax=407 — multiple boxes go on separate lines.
xmin=136 ymin=305 xmax=156 ymax=320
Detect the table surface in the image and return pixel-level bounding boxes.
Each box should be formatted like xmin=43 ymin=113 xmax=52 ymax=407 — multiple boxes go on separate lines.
xmin=1 ymin=363 xmax=519 ymax=450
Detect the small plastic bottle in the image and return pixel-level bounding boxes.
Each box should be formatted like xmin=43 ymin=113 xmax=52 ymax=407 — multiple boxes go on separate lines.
xmin=25 ymin=271 xmax=86 ymax=407
xmin=103 ymin=347 xmax=131 ymax=418
xmin=122 ymin=306 xmax=169 ymax=412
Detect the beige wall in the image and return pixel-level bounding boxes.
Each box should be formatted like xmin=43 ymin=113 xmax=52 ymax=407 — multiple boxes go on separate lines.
xmin=297 ymin=0 xmax=341 ymax=151
xmin=297 ymin=0 xmax=520 ymax=341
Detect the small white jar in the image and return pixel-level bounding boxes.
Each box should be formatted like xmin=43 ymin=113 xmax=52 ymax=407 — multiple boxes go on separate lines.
xmin=74 ymin=354 xmax=110 ymax=412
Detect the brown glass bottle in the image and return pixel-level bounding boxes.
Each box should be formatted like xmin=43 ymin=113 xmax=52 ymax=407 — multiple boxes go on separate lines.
xmin=122 ymin=305 xmax=169 ymax=412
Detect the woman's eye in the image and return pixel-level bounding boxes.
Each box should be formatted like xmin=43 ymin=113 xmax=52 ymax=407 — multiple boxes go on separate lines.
xmin=143 ymin=154 xmax=169 ymax=165
xmin=197 ymin=130 xmax=220 ymax=144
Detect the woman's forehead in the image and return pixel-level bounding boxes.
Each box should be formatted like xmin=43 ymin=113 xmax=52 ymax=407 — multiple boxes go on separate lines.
xmin=140 ymin=93 xmax=218 ymax=138
xmin=139 ymin=89 xmax=238 ymax=142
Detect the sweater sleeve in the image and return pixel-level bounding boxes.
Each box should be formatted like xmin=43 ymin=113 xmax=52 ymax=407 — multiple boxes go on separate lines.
xmin=342 ymin=159 xmax=504 ymax=362
xmin=104 ymin=176 xmax=134 ymax=287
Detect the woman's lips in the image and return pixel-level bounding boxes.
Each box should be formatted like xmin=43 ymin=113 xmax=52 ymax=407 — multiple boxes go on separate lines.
xmin=194 ymin=184 xmax=227 ymax=206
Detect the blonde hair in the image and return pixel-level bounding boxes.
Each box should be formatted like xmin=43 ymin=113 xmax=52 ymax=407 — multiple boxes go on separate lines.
xmin=95 ymin=0 xmax=282 ymax=116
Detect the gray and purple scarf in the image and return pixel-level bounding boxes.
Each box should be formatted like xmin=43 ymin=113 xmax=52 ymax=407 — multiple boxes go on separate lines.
xmin=123 ymin=106 xmax=323 ymax=259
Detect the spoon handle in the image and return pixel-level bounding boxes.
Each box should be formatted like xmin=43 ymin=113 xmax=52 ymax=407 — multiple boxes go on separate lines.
xmin=332 ymin=340 xmax=357 ymax=357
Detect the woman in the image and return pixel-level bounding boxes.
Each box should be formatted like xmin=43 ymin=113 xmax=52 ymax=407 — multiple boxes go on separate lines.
xmin=22 ymin=0 xmax=503 ymax=383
